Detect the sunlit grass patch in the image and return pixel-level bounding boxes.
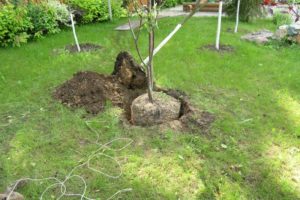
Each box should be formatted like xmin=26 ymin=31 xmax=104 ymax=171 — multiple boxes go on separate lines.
xmin=123 ymin=150 xmax=205 ymax=199
xmin=275 ymin=90 xmax=300 ymax=132
xmin=0 ymin=17 xmax=300 ymax=199
xmin=265 ymin=143 xmax=300 ymax=196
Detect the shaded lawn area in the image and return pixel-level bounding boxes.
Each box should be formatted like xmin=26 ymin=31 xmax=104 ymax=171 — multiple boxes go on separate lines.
xmin=0 ymin=17 xmax=300 ymax=199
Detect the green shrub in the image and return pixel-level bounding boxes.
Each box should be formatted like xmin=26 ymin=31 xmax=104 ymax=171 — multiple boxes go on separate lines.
xmin=226 ymin=0 xmax=262 ymax=22
xmin=163 ymin=0 xmax=185 ymax=8
xmin=288 ymin=0 xmax=300 ymax=3
xmin=27 ymin=3 xmax=60 ymax=38
xmin=0 ymin=4 xmax=32 ymax=47
xmin=163 ymin=0 xmax=178 ymax=8
xmin=0 ymin=0 xmax=125 ymax=48
xmin=273 ymin=12 xmax=292 ymax=26
xmin=47 ymin=0 xmax=71 ymax=26
xmin=69 ymin=0 xmax=125 ymax=24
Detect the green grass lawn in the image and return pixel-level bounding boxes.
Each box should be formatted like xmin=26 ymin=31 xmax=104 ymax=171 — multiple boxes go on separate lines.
xmin=0 ymin=17 xmax=300 ymax=199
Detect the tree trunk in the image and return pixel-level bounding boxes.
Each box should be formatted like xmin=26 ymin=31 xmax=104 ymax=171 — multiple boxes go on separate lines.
xmin=147 ymin=0 xmax=154 ymax=103
xmin=234 ymin=0 xmax=241 ymax=33
xmin=216 ymin=0 xmax=223 ymax=50
xmin=70 ymin=13 xmax=81 ymax=52
xmin=108 ymin=0 xmax=113 ymax=21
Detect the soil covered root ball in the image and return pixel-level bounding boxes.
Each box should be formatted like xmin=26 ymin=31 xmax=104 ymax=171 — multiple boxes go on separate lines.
xmin=131 ymin=92 xmax=181 ymax=126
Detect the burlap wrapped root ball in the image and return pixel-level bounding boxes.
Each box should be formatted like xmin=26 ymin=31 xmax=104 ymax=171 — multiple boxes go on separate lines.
xmin=131 ymin=92 xmax=181 ymax=126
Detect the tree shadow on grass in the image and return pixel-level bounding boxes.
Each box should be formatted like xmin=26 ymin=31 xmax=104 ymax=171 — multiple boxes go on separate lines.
xmin=185 ymin=87 xmax=300 ymax=200
xmin=2 ymin=90 xmax=299 ymax=200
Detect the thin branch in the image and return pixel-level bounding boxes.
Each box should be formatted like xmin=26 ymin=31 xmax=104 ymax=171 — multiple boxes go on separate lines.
xmin=142 ymin=0 xmax=205 ymax=65
xmin=135 ymin=18 xmax=143 ymax=41
xmin=181 ymin=0 xmax=205 ymax=25
xmin=128 ymin=17 xmax=147 ymax=68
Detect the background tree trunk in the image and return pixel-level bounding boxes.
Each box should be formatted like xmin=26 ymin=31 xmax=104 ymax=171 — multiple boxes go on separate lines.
xmin=216 ymin=0 xmax=223 ymax=50
xmin=234 ymin=0 xmax=241 ymax=33
xmin=70 ymin=12 xmax=81 ymax=52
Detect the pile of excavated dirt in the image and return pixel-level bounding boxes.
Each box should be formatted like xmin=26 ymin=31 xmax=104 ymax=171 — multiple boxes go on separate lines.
xmin=53 ymin=52 xmax=147 ymax=115
xmin=53 ymin=51 xmax=214 ymax=132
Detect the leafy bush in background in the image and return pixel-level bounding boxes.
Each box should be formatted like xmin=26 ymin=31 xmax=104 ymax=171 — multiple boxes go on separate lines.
xmin=27 ymin=3 xmax=60 ymax=38
xmin=273 ymin=12 xmax=292 ymax=26
xmin=0 ymin=4 xmax=32 ymax=47
xmin=0 ymin=0 xmax=126 ymax=47
xmin=163 ymin=0 xmax=179 ymax=8
xmin=112 ymin=0 xmax=127 ymax=18
xmin=69 ymin=0 xmax=125 ymax=24
xmin=226 ymin=0 xmax=262 ymax=22
xmin=162 ymin=0 xmax=187 ymax=8
xmin=47 ymin=0 xmax=70 ymax=26
xmin=288 ymin=0 xmax=300 ymax=3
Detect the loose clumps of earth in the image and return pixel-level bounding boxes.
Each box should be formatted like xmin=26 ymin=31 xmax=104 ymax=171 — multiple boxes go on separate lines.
xmin=53 ymin=51 xmax=214 ymax=133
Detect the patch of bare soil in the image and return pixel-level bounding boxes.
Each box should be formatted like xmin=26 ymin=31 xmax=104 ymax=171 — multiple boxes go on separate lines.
xmin=53 ymin=51 xmax=214 ymax=133
xmin=226 ymin=28 xmax=249 ymax=33
xmin=201 ymin=44 xmax=235 ymax=53
xmin=65 ymin=43 xmax=103 ymax=53
xmin=53 ymin=52 xmax=146 ymax=115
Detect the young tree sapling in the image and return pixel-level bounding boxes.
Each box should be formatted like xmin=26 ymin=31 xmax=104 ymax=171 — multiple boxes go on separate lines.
xmin=128 ymin=0 xmax=204 ymax=102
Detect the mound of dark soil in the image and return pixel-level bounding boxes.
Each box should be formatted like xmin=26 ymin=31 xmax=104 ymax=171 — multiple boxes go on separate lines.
xmin=53 ymin=51 xmax=214 ymax=132
xmin=53 ymin=51 xmax=147 ymax=115
xmin=65 ymin=43 xmax=103 ymax=53
xmin=201 ymin=44 xmax=235 ymax=53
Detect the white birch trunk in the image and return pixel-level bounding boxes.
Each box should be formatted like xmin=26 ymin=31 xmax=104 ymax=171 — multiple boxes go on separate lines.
xmin=108 ymin=0 xmax=113 ymax=21
xmin=216 ymin=0 xmax=223 ymax=50
xmin=234 ymin=0 xmax=241 ymax=33
xmin=70 ymin=13 xmax=81 ymax=52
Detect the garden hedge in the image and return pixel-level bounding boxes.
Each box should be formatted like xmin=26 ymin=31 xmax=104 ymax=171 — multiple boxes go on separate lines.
xmin=0 ymin=0 xmax=125 ymax=47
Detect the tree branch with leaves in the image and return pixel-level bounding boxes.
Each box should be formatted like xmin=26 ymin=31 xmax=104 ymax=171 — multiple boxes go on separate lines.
xmin=128 ymin=0 xmax=204 ymax=103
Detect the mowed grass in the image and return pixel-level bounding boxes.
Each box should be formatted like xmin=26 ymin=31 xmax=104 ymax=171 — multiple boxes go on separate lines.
xmin=0 ymin=17 xmax=300 ymax=199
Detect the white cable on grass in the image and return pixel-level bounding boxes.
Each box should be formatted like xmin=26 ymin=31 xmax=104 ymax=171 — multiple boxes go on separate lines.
xmin=234 ymin=0 xmax=241 ymax=33
xmin=87 ymin=153 xmax=122 ymax=179
xmin=70 ymin=12 xmax=81 ymax=52
xmin=6 ymin=177 xmax=62 ymax=200
xmin=106 ymin=188 xmax=133 ymax=200
xmin=216 ymin=0 xmax=223 ymax=50
xmin=6 ymin=137 xmax=133 ymax=200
